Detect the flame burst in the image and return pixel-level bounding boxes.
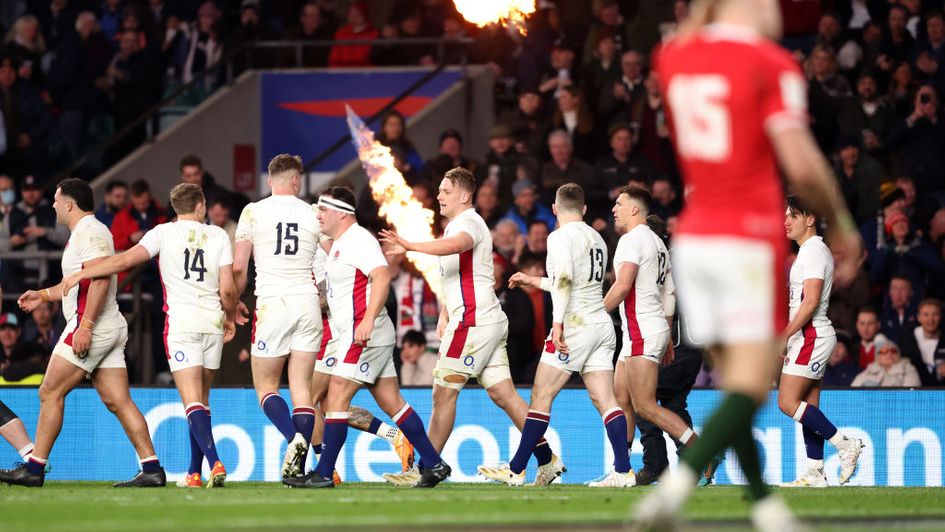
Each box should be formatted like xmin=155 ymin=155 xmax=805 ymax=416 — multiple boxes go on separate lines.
xmin=345 ymin=105 xmax=442 ymax=299
xmin=453 ymin=0 xmax=535 ymax=34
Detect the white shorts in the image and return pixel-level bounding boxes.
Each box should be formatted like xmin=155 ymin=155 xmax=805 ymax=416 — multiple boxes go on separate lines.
xmin=436 ymin=320 xmax=512 ymax=389
xmin=314 ymin=338 xmax=339 ymax=375
xmin=165 ymin=332 xmax=224 ymax=372
xmin=332 ymin=341 xmax=397 ymax=384
xmin=53 ymin=325 xmax=127 ymax=376
xmin=618 ymin=329 xmax=670 ymax=364
xmin=783 ymin=333 xmax=836 ymax=380
xmin=251 ymin=294 xmax=322 ymax=357
xmin=672 ymin=235 xmax=787 ymax=346
xmin=540 ymin=322 xmax=616 ymax=374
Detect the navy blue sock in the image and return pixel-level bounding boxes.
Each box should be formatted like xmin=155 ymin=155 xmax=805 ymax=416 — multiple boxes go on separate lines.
xmin=315 ymin=413 xmax=348 ymax=477
xmin=140 ymin=457 xmax=162 ymax=474
xmin=604 ymin=408 xmax=631 ymax=473
xmin=533 ymin=438 xmax=552 ymax=466
xmin=797 ymin=402 xmax=838 ymax=441
xmin=261 ymin=392 xmax=296 ymax=442
xmin=293 ymin=407 xmax=316 ymax=444
xmin=803 ymin=426 xmax=824 ymax=460
xmin=393 ymin=405 xmax=441 ymax=470
xmin=510 ymin=411 xmax=550 ymax=473
xmin=26 ymin=456 xmax=46 ymax=475
xmin=367 ymin=416 xmax=382 ymax=434
xmin=187 ymin=430 xmax=204 ymax=475
xmin=186 ymin=403 xmax=220 ymax=466
xmin=312 ymin=443 xmax=323 ymax=454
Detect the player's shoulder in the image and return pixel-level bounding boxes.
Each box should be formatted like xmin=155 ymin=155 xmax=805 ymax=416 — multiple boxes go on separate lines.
xmin=203 ymin=223 xmax=230 ymax=242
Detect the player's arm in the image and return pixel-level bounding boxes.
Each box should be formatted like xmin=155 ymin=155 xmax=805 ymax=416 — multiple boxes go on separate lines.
xmin=380 ymin=229 xmax=473 ymax=257
xmin=354 ymin=265 xmax=391 ymax=345
xmin=604 ymin=261 xmax=639 ymax=313
xmin=218 ymin=264 xmax=238 ymax=343
xmin=67 ymin=255 xmax=113 ymax=356
xmin=58 ymin=246 xmax=151 ymax=295
xmin=436 ymin=304 xmax=449 ymax=339
xmin=781 ymin=278 xmax=824 ymax=340
xmin=661 ymin=271 xmax=677 ymax=365
xmin=546 ymin=244 xmax=574 ymax=353
xmin=232 ymin=240 xmax=252 ymax=296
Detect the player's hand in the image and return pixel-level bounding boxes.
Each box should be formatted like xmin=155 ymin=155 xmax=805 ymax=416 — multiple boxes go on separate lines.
xmin=235 ymin=301 xmax=250 ymax=326
xmin=61 ymin=273 xmax=82 ymax=296
xmin=436 ymin=317 xmax=448 ymax=340
xmin=662 ymin=342 xmax=675 ymax=366
xmin=71 ymin=327 xmax=92 ymax=359
xmin=379 ymin=230 xmax=409 ymax=255
xmin=354 ymin=319 xmax=374 ymax=345
xmin=223 ymin=319 xmax=236 ymax=343
xmin=238 ymin=348 xmax=250 ymax=363
xmin=508 ymin=272 xmax=536 ymax=289
xmin=17 ymin=290 xmax=43 ymax=313
xmin=828 ymin=228 xmax=863 ymax=289
xmin=551 ymin=323 xmax=568 ymax=354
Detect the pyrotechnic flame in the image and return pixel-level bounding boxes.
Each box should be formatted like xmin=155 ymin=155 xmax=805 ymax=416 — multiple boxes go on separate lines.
xmin=452 ymin=0 xmax=535 ymax=34
xmin=345 ymin=105 xmax=442 ymax=299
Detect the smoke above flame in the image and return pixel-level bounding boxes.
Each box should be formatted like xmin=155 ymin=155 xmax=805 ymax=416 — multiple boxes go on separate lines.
xmin=452 ymin=0 xmax=535 ymax=34
xmin=345 ymin=105 xmax=442 ymax=299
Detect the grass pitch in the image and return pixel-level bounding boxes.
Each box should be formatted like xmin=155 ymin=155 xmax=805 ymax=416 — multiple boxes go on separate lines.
xmin=0 ymin=482 xmax=942 ymax=531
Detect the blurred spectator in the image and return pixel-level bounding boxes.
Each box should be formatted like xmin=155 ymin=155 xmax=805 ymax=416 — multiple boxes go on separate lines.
xmin=106 ymin=30 xmax=162 ymax=162
xmin=582 ymin=0 xmax=627 ymax=66
xmin=899 ymin=298 xmax=945 ymax=386
xmin=477 ymin=123 xmax=537 ymax=208
xmin=21 ymin=301 xmax=61 ymax=351
xmin=474 ymin=183 xmax=502 ymax=229
xmin=516 ymin=220 xmax=549 ymax=267
xmin=861 ymin=183 xmax=906 ymax=265
xmin=895 ymin=175 xmax=936 ymax=227
xmin=277 ymin=1 xmax=335 ymax=68
xmin=869 ymin=210 xmax=944 ymax=295
xmin=835 ymin=136 xmax=884 ymax=225
xmin=851 ymin=336 xmax=921 ymax=386
xmin=0 ymin=312 xmax=47 ymax=385
xmin=917 ymin=12 xmax=945 ymax=65
xmin=94 ymin=180 xmax=128 ymax=228
xmin=0 ymin=53 xmax=52 ymax=178
xmin=838 ymin=72 xmax=895 ymax=162
xmin=38 ymin=0 xmax=79 ymax=50
xmin=497 ymin=86 xmax=549 ymax=160
xmin=501 ymin=179 xmax=555 ymax=236
xmin=0 ymin=312 xmax=19 ymax=363
xmin=518 ymin=254 xmax=550 ymax=382
xmin=888 ymin=84 xmax=945 ymax=193
xmin=651 ymin=177 xmax=680 ymax=220
xmin=598 ymin=50 xmax=645 ymax=126
xmin=47 ymin=11 xmax=109 ymax=162
xmin=551 ymin=85 xmax=597 ymax=162
xmin=0 ymin=173 xmax=14 ymax=218
xmin=228 ymin=0 xmax=275 ymax=73
xmin=592 ymin=123 xmax=652 ymax=221
xmin=182 ymin=2 xmax=224 ymax=86
xmin=537 ymin=39 xmax=578 ymax=105
xmin=492 ymin=219 xmax=520 ymax=264
xmin=207 ymin=196 xmax=236 ymax=245
xmin=397 ymin=329 xmax=435 ymax=386
xmin=8 ymin=175 xmax=69 ymax=255
xmin=823 ymin=331 xmax=860 ymax=386
xmin=807 ymin=44 xmax=848 ymax=151
xmin=880 ymin=6 xmax=915 ymax=65
xmin=828 ymin=248 xmax=871 ymax=333
xmin=179 ymin=153 xmax=230 ymax=213
xmin=377 ymin=111 xmax=423 ymax=174
xmin=495 ymin=252 xmax=534 ymax=382
xmin=539 ymin=129 xmax=593 ymax=199
xmin=887 ymin=61 xmax=917 ymax=117
xmin=632 ymin=72 xmax=675 ymax=176
xmin=928 ymin=206 xmax=945 ymax=249
xmin=387 ymin=252 xmax=438 ymax=348
xmin=422 ymin=129 xmax=478 ymax=187
xmin=854 ymin=306 xmax=888 ymax=368
xmin=881 ymin=275 xmax=918 ymax=343
xmin=371 ymin=9 xmax=435 ymax=67
xmin=112 ymin=179 xmax=168 ymax=252
xmin=328 ymin=1 xmax=377 ymax=68
xmin=99 ymin=0 xmax=122 ymax=43
xmin=2 ymin=14 xmax=46 ymax=89
xmin=582 ymin=28 xmax=620 ymax=116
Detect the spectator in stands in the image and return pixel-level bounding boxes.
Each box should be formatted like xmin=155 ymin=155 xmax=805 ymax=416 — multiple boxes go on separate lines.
xmin=829 ymin=248 xmax=871 ymax=334
xmin=887 ymin=61 xmax=918 ymax=116
xmin=493 ymin=218 xmax=520 ymax=265
xmin=328 ymin=1 xmax=377 ymax=68
xmin=207 ymin=196 xmax=236 ymax=245
xmin=552 ymin=85 xmax=597 ymax=163
xmin=888 ymin=84 xmax=945 ymax=193
xmin=881 ymin=5 xmax=916 ymax=64
xmin=838 ymin=72 xmax=896 ymax=163
xmin=518 ymin=220 xmax=549 ymax=266
xmin=537 ymin=39 xmax=579 ymax=106
xmin=899 ymin=298 xmax=945 ymax=386
xmin=581 ymin=0 xmax=628 ymax=66
xmin=597 ymin=50 xmax=645 ymax=126
xmin=895 ymin=175 xmax=937 ymax=227
xmin=277 ymin=1 xmax=335 ymax=68
xmin=592 ymin=123 xmax=652 ymax=222
xmin=21 ymin=301 xmax=61 ymax=352
xmin=3 ymin=14 xmax=46 ymax=89
xmin=583 ymin=29 xmax=620 ymax=119
xmin=515 ymin=253 xmax=550 ymax=383
xmin=47 ymin=11 xmax=109 ymax=162
xmin=495 ymin=252 xmax=535 ymax=382
xmin=371 ymin=9 xmax=435 ymax=67
xmin=99 ymin=0 xmax=122 ymax=43
xmin=0 ymin=312 xmax=48 ymax=385
xmin=806 ymin=44 xmax=847 ymax=151
xmin=228 ymin=0 xmax=275 ymax=73
xmin=474 ymin=183 xmax=502 ymax=230
xmin=397 ymin=330 xmax=435 ymax=386
xmin=106 ymin=30 xmax=161 ymax=162
xmin=477 ymin=123 xmax=537 ymax=208
xmin=422 ymin=129 xmax=478 ymax=187
xmin=852 ymin=336 xmax=922 ymax=387
xmin=0 ymin=173 xmax=15 ymax=227
xmin=0 ymin=312 xmax=19 ymax=364
xmin=94 ymin=180 xmax=128 ymax=228
xmin=881 ymin=275 xmax=919 ymax=344
xmin=869 ymin=210 xmax=944 ymax=294
xmin=862 ymin=183 xmax=906 ymax=265
xmin=111 ymin=179 xmax=168 ymax=252
xmin=0 ymin=53 xmax=52 ymax=178
xmin=539 ymin=129 xmax=593 ymax=200
xmin=918 ymin=12 xmax=945 ymax=62
xmin=182 ymin=2 xmax=224 ymax=87
xmin=497 ymin=85 xmax=548 ymax=160
xmin=632 ymin=72 xmax=675 ymax=176
xmin=501 ymin=179 xmax=555 ymax=236
xmin=823 ymin=332 xmax=860 ymax=386
xmin=37 ymin=0 xmax=79 ymax=50
xmin=377 ymin=111 xmax=423 ymax=174
xmin=179 ymin=153 xmax=230 ymax=211
xmin=8 ymin=175 xmax=69 ymax=254
xmin=855 ymin=306 xmax=888 ymax=369
xmin=928 ymin=207 xmax=945 ymax=250
xmin=651 ymin=177 xmax=681 ymax=220
xmin=835 ymin=135 xmax=884 ymax=225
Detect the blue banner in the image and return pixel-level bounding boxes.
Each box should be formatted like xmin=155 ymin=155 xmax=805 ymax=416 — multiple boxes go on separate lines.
xmin=1 ymin=388 xmax=942 ymax=486
xmin=260 ymin=70 xmax=461 ymax=172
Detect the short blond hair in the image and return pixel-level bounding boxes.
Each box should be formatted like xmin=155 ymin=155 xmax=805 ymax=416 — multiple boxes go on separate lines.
xmin=268 ymin=154 xmax=303 ymax=180
xmin=170 ymin=183 xmax=205 ymax=215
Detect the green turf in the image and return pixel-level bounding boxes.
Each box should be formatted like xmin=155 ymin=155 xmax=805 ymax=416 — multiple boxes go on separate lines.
xmin=0 ymin=482 xmax=942 ymax=531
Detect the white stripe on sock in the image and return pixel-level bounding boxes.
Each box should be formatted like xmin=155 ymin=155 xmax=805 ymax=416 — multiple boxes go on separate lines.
xmin=393 ymin=404 xmax=411 ymax=424
xmin=792 ymin=401 xmax=808 ymax=422
xmin=17 ymin=444 xmax=33 ymax=459
xmin=679 ymin=427 xmax=695 ymax=445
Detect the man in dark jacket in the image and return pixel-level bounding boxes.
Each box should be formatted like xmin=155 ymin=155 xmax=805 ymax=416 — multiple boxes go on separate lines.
xmin=0 ymin=54 xmax=53 ymax=177
xmin=887 ymin=85 xmax=945 ymax=194
xmin=899 ymin=298 xmax=945 ymax=386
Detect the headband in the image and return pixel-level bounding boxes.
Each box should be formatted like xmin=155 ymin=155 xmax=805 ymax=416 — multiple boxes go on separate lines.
xmin=317 ymin=196 xmax=355 ymax=215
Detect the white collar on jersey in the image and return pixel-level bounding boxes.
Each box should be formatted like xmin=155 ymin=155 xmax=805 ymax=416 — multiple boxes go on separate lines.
xmin=700 ymin=23 xmax=762 ymax=44
xmin=317 ymin=196 xmax=355 ymax=215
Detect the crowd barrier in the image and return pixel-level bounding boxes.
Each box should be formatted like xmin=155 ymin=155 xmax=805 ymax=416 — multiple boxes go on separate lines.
xmin=1 ymin=388 xmax=941 ymax=486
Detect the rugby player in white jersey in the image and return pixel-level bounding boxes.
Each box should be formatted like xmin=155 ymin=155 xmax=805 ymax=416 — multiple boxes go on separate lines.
xmin=283 ymin=187 xmax=447 ymax=488
xmin=604 ymin=187 xmax=707 ymax=477
xmin=233 ymin=154 xmax=322 ymax=479
xmin=778 ymin=196 xmax=863 ymax=487
xmin=477 ymin=183 xmax=633 ymax=487
xmin=2 ymin=178 xmax=165 ymax=488
xmin=380 ymin=167 xmax=565 ymax=487
xmin=60 ymin=183 xmax=239 ymax=488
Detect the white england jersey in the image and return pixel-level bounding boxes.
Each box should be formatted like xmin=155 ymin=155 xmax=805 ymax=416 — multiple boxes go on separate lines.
xmin=235 ymin=195 xmax=320 ymax=297
xmin=61 ymin=215 xmax=125 ymax=330
xmin=139 ymin=221 xmax=232 ymax=335
xmin=613 ymin=224 xmax=671 ymax=340
xmin=439 ymin=208 xmax=505 ymax=327
xmin=325 ymin=224 xmax=395 ymax=347
xmin=545 ymin=222 xmax=611 ymax=326
xmin=789 ymin=235 xmax=835 ymax=338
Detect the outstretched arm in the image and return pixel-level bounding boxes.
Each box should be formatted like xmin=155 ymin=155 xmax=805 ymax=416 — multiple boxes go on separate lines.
xmin=59 ymin=245 xmax=151 ymax=295
xmin=380 ymin=229 xmax=473 ymax=257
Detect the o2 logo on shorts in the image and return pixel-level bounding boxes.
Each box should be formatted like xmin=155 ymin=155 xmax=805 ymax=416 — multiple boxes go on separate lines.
xmin=257 ymin=340 xmax=267 ymax=351
xmin=463 ymin=355 xmax=475 ymax=367
xmin=325 ymin=357 xmax=337 ymax=367
xmin=359 ymin=362 xmax=370 ymax=373
xmin=174 ymin=351 xmax=187 ymax=363
xmin=558 ymin=352 xmax=569 ymax=362
xmin=810 ymin=362 xmax=822 ymax=374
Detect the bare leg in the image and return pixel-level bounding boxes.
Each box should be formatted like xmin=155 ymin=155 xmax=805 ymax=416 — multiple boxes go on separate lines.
xmin=31 ymin=356 xmax=87 ymax=460
xmin=427 ymin=384 xmax=459 ymax=452
xmin=92 ymin=367 xmax=157 ymax=459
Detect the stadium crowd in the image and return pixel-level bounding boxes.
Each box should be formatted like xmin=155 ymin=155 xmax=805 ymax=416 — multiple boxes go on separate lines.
xmin=0 ymin=0 xmax=944 ymax=389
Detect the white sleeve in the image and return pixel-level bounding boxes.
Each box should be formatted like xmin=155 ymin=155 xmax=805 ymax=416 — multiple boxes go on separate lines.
xmin=218 ymin=231 xmax=234 ymax=267
xmin=234 ymin=204 xmax=255 ymax=242
xmin=137 ymin=225 xmax=163 ymax=258
xmin=662 ymin=269 xmax=676 ymax=317
xmin=353 ymin=232 xmax=389 ymax=274
xmin=546 ymin=233 xmax=573 ymax=324
xmin=453 ymin=217 xmax=484 ymax=247
xmin=799 ymin=248 xmax=827 ymax=281
xmin=614 ymin=232 xmax=642 ymax=268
